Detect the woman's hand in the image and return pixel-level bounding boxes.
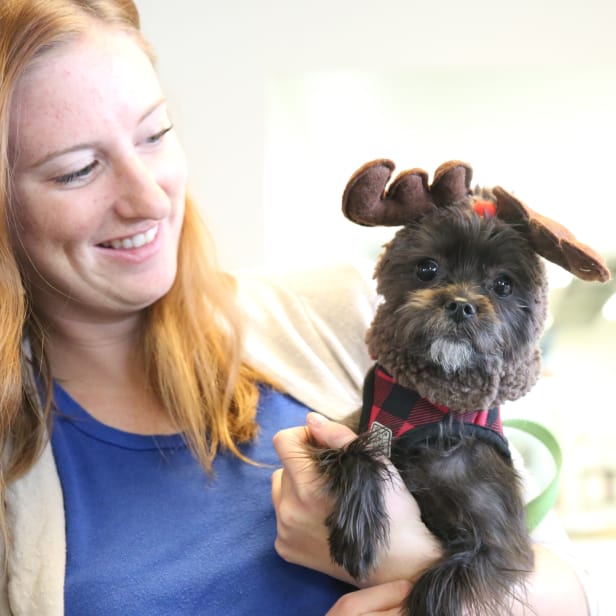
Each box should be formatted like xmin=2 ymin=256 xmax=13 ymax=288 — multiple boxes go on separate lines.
xmin=271 ymin=412 xmax=441 ymax=587
xmin=325 ymin=580 xmax=412 ymax=616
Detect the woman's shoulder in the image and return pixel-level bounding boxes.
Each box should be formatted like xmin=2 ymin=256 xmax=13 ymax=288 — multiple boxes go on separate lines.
xmin=235 ymin=260 xmax=378 ymax=320
xmin=2 ymin=440 xmax=65 ymax=614
xmin=235 ymin=261 xmax=378 ymax=420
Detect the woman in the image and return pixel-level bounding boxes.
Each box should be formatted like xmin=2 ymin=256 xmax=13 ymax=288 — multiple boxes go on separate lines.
xmin=0 ymin=1 xmax=593 ymax=614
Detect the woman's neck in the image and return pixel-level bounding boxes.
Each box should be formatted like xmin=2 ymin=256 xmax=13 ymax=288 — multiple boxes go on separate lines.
xmin=42 ymin=311 xmax=142 ymax=377
xmin=39 ymin=311 xmax=178 ymax=435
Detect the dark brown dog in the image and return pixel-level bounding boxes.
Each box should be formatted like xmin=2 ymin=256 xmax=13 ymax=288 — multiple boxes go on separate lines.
xmin=310 ymin=160 xmax=610 ymax=616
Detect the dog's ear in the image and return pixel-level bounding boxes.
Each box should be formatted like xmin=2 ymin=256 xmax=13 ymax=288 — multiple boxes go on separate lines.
xmin=342 ymin=159 xmax=472 ymax=226
xmin=493 ymin=186 xmax=611 ymax=283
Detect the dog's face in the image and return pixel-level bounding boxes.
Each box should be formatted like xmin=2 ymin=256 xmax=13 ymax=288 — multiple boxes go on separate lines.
xmin=367 ymin=204 xmax=549 ymax=409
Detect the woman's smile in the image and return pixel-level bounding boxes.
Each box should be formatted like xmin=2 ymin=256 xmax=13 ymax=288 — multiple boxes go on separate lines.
xmin=98 ymin=225 xmax=159 ymax=250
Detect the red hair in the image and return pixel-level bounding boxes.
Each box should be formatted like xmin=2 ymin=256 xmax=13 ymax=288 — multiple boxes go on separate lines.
xmin=0 ymin=0 xmax=264 ymax=552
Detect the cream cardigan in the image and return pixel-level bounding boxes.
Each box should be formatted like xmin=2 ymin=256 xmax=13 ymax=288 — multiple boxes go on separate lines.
xmin=0 ymin=264 xmax=595 ymax=615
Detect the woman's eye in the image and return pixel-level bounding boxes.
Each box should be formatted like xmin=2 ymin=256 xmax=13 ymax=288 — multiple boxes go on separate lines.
xmin=416 ymin=259 xmax=439 ymax=282
xmin=53 ymin=161 xmax=99 ymax=185
xmin=145 ymin=125 xmax=173 ymax=145
xmin=493 ymin=274 xmax=513 ymax=297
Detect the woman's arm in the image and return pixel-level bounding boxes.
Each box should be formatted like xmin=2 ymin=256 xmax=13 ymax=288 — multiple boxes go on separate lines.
xmin=518 ymin=544 xmax=589 ymax=615
xmin=325 ymin=580 xmax=413 ymax=616
xmin=325 ymin=550 xmax=589 ymax=616
xmin=324 ymin=545 xmax=589 ymax=616
xmin=272 ymin=413 xmax=591 ymax=615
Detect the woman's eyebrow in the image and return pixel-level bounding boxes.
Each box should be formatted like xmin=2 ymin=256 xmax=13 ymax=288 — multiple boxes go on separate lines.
xmin=28 ymin=142 xmax=99 ymax=170
xmin=139 ymin=97 xmax=167 ymax=124
xmin=26 ymin=97 xmax=168 ymax=170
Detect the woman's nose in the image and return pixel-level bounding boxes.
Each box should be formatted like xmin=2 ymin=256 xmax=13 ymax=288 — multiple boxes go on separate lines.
xmin=113 ymin=155 xmax=169 ymax=220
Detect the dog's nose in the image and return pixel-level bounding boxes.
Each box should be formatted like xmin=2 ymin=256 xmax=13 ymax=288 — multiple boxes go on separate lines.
xmin=444 ymin=299 xmax=477 ymax=322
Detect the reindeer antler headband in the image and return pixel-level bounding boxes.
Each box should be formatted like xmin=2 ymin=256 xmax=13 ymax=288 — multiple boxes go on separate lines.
xmin=342 ymin=159 xmax=611 ymax=283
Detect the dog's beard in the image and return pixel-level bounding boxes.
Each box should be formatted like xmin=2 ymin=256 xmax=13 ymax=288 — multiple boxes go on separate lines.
xmin=428 ymin=338 xmax=474 ymax=373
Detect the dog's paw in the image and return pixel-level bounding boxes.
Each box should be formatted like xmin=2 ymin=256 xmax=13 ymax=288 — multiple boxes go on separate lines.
xmin=309 ymin=433 xmax=393 ymax=580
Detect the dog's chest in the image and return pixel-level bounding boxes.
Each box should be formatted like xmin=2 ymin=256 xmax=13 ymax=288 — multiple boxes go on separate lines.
xmin=359 ymin=364 xmax=510 ymax=459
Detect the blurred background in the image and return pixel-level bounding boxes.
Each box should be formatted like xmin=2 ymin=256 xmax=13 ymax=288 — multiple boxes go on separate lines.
xmin=137 ymin=1 xmax=615 ymax=611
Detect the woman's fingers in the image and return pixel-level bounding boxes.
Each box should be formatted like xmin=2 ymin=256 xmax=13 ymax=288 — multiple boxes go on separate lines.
xmin=272 ymin=425 xmax=314 ymax=483
xmin=270 ymin=467 xmax=282 ymax=509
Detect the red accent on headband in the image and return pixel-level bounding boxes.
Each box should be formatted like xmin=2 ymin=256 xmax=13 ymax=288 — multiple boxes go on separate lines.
xmin=473 ymin=200 xmax=496 ymax=218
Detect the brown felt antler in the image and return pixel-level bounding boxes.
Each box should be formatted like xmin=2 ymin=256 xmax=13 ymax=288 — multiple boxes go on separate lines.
xmin=492 ymin=186 xmax=610 ymax=282
xmin=342 ymin=159 xmax=472 ymax=227
xmin=343 ymin=159 xmax=611 ymax=283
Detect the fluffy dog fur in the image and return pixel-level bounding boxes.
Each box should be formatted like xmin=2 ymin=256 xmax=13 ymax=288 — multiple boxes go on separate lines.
xmin=308 ymin=160 xmax=610 ymax=616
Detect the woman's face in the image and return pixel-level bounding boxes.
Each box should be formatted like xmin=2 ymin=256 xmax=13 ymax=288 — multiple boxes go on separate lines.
xmin=9 ymin=25 xmax=188 ymax=322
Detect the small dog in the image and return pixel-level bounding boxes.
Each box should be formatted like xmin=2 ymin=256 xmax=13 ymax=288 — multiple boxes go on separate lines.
xmin=310 ymin=160 xmax=610 ymax=616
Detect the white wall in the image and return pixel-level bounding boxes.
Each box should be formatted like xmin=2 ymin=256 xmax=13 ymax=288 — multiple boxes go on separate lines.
xmin=137 ymin=0 xmax=616 ymax=271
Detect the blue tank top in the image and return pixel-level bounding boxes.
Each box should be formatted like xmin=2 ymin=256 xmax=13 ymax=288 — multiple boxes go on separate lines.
xmin=51 ymin=382 xmax=353 ymax=615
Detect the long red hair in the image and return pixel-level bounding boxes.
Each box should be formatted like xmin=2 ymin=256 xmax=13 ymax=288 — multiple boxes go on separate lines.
xmin=0 ymin=0 xmax=264 ymax=548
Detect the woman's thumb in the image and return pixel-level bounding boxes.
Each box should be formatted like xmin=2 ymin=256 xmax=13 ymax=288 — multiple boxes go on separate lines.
xmin=306 ymin=412 xmax=357 ymax=449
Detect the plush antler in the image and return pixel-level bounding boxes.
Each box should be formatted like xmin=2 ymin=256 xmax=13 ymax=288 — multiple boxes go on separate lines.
xmin=342 ymin=159 xmax=472 ymax=227
xmin=342 ymin=159 xmax=611 ymax=283
xmin=493 ymin=187 xmax=610 ymax=283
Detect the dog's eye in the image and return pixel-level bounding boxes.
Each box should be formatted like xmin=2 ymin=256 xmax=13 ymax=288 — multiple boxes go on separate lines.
xmin=416 ymin=259 xmax=439 ymax=282
xmin=493 ymin=274 xmax=513 ymax=297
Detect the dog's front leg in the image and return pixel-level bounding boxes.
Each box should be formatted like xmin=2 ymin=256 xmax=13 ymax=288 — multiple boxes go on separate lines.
xmin=307 ymin=432 xmax=393 ymax=581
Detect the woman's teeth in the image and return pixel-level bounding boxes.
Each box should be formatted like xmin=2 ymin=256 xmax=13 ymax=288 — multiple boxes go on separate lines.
xmin=101 ymin=226 xmax=157 ymax=250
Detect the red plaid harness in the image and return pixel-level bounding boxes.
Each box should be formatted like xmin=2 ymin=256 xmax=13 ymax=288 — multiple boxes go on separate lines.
xmin=358 ymin=364 xmax=511 ymax=459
